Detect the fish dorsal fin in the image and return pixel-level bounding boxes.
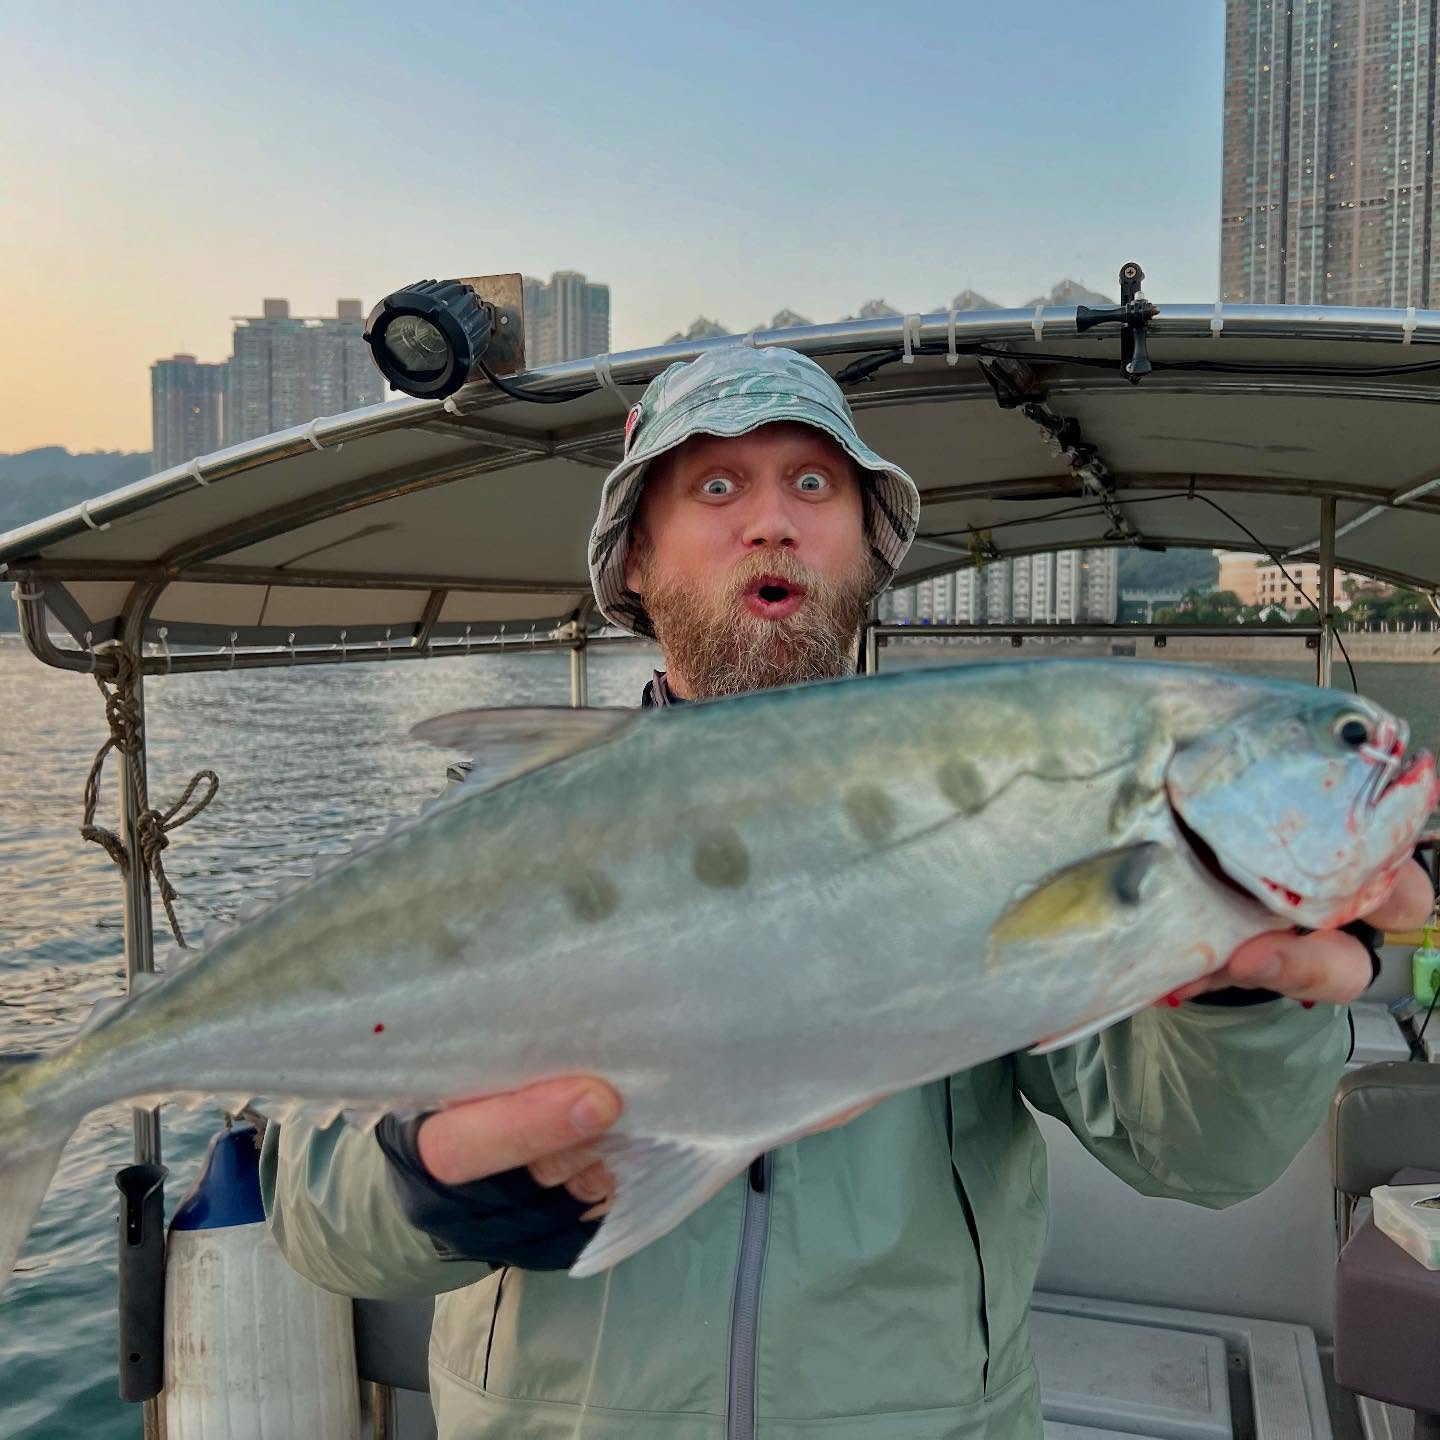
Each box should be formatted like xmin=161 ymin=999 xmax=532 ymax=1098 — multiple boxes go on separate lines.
xmin=568 ymin=1134 xmax=753 ymax=1279
xmin=410 ymin=707 xmax=637 ymax=791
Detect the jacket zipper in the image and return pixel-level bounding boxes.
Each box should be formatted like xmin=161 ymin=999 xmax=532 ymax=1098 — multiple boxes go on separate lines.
xmin=725 ymin=1153 xmax=772 ymax=1440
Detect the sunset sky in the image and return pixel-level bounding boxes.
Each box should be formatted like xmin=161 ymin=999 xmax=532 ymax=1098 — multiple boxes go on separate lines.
xmin=2 ymin=1 xmax=1226 ymax=456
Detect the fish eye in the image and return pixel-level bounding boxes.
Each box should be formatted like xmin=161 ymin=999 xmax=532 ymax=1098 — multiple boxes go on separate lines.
xmin=701 ymin=476 xmax=735 ymax=496
xmin=1335 ymin=716 xmax=1371 ymax=749
xmin=796 ymin=471 xmax=828 ymax=493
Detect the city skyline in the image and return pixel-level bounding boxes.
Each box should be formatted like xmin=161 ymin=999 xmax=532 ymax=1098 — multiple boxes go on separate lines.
xmin=136 ymin=273 xmax=1109 ymax=467
xmin=2 ymin=2 xmax=1226 ymax=455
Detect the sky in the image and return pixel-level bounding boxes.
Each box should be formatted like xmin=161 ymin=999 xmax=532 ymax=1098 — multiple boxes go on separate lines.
xmin=0 ymin=1 xmax=1227 ymax=455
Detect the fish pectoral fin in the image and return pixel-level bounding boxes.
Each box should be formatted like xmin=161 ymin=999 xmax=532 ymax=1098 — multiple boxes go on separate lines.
xmin=410 ymin=707 xmax=637 ymax=791
xmin=568 ymin=1135 xmax=753 ymax=1280
xmin=989 ymin=841 xmax=1167 ymax=950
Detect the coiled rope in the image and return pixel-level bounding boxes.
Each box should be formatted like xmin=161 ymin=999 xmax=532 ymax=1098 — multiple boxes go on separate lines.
xmin=80 ymin=648 xmax=218 ymax=949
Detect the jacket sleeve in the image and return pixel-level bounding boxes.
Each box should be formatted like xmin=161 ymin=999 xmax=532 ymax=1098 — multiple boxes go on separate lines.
xmin=1013 ymin=998 xmax=1348 ymax=1208
xmin=259 ymin=1114 xmax=495 ymax=1300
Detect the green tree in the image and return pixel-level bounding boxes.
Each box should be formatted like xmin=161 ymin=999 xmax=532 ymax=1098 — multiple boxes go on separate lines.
xmin=1153 ymin=589 xmax=1247 ymax=625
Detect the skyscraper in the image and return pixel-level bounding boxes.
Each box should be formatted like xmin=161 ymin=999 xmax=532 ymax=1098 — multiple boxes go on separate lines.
xmin=1084 ymin=549 xmax=1119 ymax=623
xmin=151 ymin=355 xmax=227 ymax=470
xmin=522 ymin=271 xmax=611 ymax=367
xmin=1221 ymin=0 xmax=1440 ymax=306
xmin=225 ymin=299 xmax=382 ymax=446
xmin=882 ymin=549 xmax=1118 ymax=627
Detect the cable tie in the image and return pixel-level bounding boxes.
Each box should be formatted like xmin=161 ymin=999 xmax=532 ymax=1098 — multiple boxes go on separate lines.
xmin=188 ymin=458 xmax=212 ymax=487
xmin=946 ymin=309 xmax=959 ymax=366
xmin=1402 ymin=306 xmax=1418 ymax=345
xmin=305 ymin=417 xmax=328 ymax=450
xmin=901 ymin=314 xmax=922 ymax=364
xmin=592 ymin=354 xmax=631 ymax=411
xmin=157 ymin=626 xmax=172 ymax=675
xmin=79 ymin=501 xmax=111 ymax=532
xmin=1032 ymin=305 xmax=1046 ymax=344
xmin=1210 ymin=300 xmax=1225 ymax=337
xmin=227 ymin=631 xmax=238 ymax=670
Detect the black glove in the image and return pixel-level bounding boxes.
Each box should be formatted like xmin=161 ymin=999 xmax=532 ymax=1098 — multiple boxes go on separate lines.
xmin=374 ymin=1112 xmax=598 ymax=1270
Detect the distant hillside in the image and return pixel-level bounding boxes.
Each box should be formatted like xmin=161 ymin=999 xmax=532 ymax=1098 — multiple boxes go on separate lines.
xmin=0 ymin=448 xmax=152 ymax=629
xmin=1115 ymin=547 xmax=1219 ymax=593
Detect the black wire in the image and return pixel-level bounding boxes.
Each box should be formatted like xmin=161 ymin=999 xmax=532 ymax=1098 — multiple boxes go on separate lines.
xmin=917 ymin=487 xmax=1363 ymax=690
xmin=1417 ymin=984 xmax=1440 ymax=1048
xmin=834 ymin=341 xmax=1440 ymax=387
xmin=475 ymin=356 xmax=598 ymax=406
xmin=1165 ymin=492 xmax=1361 ymax=692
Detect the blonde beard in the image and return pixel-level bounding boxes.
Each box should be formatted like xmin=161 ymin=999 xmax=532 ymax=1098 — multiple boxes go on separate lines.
xmin=637 ymin=548 xmax=873 ymax=699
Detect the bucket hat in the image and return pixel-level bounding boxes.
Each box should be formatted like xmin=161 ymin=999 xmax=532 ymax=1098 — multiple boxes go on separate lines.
xmin=587 ymin=344 xmax=920 ymax=637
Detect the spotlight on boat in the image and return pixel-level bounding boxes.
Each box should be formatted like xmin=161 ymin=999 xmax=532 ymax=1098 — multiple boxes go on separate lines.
xmin=364 ymin=273 xmax=525 ymax=400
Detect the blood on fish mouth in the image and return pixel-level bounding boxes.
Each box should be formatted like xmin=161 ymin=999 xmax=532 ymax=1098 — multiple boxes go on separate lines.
xmin=1377 ymin=751 xmax=1433 ymax=803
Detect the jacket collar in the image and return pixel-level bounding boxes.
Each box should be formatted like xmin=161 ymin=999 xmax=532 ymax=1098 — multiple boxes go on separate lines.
xmin=641 ymin=670 xmax=687 ymax=708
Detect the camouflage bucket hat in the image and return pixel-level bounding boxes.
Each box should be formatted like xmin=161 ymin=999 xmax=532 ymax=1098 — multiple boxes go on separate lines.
xmin=587 ymin=344 xmax=920 ymax=637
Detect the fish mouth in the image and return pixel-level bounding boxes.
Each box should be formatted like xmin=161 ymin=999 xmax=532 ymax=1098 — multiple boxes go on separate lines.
xmin=1373 ymin=749 xmax=1437 ymax=807
xmin=742 ymin=574 xmax=807 ymax=620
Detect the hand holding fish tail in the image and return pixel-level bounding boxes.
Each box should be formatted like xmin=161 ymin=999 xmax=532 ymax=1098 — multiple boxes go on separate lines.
xmin=1166 ymin=858 xmax=1435 ymax=1007
xmin=417 ymin=1077 xmax=622 ymax=1208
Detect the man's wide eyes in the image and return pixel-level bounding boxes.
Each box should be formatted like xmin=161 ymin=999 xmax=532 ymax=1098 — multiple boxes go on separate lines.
xmin=696 ymin=472 xmax=830 ymax=495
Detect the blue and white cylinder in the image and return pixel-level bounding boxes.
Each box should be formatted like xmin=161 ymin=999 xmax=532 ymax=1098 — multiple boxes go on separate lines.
xmin=163 ymin=1123 xmax=360 ymax=1439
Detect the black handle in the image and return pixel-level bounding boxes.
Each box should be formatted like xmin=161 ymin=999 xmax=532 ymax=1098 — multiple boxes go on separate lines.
xmin=115 ymin=1163 xmax=167 ymax=1403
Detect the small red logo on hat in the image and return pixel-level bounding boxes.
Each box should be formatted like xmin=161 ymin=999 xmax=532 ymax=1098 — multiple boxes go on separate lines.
xmin=624 ymin=403 xmax=644 ymax=455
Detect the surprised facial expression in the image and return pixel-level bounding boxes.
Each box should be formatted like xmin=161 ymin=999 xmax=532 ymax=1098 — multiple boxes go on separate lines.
xmin=624 ymin=422 xmax=874 ymax=699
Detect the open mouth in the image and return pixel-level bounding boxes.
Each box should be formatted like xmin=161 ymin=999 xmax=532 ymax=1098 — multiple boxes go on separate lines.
xmin=1374 ymin=750 xmax=1435 ymax=806
xmin=743 ymin=575 xmax=807 ymax=620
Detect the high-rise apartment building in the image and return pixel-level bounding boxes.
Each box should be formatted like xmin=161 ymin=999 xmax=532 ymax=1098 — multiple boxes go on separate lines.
xmin=224 ymin=298 xmax=382 ymax=446
xmin=522 ymin=271 xmax=611 ymax=367
xmin=882 ymin=549 xmax=1118 ymax=628
xmin=150 ymin=354 xmax=227 ymax=470
xmin=1221 ymin=0 xmax=1440 ymax=306
xmin=1084 ymin=549 xmax=1120 ymax=623
xmin=954 ymin=569 xmax=986 ymax=622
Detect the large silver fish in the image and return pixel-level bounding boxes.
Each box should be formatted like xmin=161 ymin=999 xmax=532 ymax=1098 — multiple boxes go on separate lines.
xmin=1 ymin=660 xmax=1434 ymax=1290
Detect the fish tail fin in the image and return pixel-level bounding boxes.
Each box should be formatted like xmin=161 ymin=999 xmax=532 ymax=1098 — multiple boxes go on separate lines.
xmin=0 ymin=1054 xmax=75 ymax=1299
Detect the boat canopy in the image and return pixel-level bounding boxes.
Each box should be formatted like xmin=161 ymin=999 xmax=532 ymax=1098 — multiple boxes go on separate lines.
xmin=7 ymin=302 xmax=1440 ymax=671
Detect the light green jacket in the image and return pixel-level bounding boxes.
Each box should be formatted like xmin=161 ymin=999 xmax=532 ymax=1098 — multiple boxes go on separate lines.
xmin=261 ymin=1000 xmax=1346 ymax=1440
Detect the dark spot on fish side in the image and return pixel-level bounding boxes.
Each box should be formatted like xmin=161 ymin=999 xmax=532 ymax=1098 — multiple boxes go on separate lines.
xmin=1108 ymin=778 xmax=1155 ymax=833
xmin=427 ymin=923 xmax=465 ymax=963
xmin=564 ymin=868 xmax=620 ymax=922
xmin=693 ymin=826 xmax=751 ymax=888
xmin=843 ymin=784 xmax=897 ymax=844
xmin=937 ymin=757 xmax=986 ymax=815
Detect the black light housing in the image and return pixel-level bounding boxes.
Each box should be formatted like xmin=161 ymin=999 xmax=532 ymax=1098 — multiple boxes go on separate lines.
xmin=364 ymin=273 xmax=525 ymax=399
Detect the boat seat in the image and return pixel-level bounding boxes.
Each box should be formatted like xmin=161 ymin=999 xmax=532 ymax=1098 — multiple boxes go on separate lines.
xmin=354 ymin=1295 xmax=434 ymax=1394
xmin=1330 ymin=1063 xmax=1440 ymax=1431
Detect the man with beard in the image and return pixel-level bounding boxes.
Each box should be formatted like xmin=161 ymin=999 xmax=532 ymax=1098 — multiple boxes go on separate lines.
xmin=263 ymin=344 xmax=1431 ymax=1440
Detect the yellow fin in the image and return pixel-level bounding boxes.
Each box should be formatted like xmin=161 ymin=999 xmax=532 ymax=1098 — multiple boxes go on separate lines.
xmin=990 ymin=843 xmax=1162 ymax=947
